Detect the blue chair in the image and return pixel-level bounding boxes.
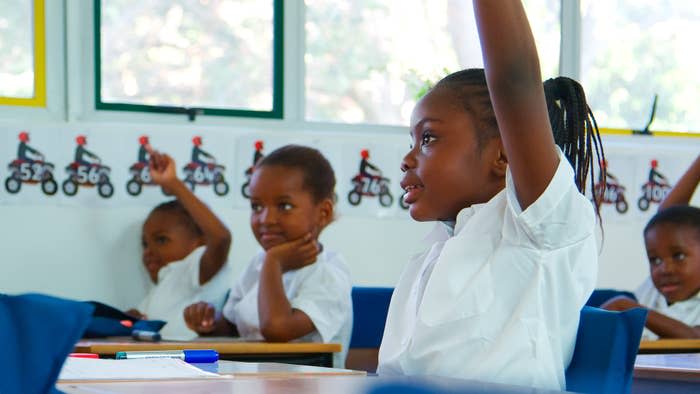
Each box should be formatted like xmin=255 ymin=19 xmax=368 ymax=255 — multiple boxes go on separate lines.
xmin=565 ymin=306 xmax=648 ymax=394
xmin=586 ymin=289 xmax=637 ymax=308
xmin=0 ymin=293 xmax=94 ymax=394
xmin=347 ymin=287 xmax=394 ymax=372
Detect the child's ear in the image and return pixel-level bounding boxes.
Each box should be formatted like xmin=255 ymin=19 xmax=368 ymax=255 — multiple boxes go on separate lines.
xmin=490 ymin=140 xmax=508 ymax=178
xmin=317 ymin=198 xmax=334 ymax=229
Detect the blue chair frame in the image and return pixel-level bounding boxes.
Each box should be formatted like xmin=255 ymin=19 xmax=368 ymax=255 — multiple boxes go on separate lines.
xmin=565 ymin=306 xmax=648 ymax=394
xmin=350 ymin=287 xmax=394 ymax=349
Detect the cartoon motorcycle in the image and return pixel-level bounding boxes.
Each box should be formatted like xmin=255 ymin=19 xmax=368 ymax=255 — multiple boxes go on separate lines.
xmin=5 ymin=158 xmax=58 ymax=195
xmin=126 ymin=162 xmax=154 ymax=196
xmin=241 ymin=166 xmax=253 ymax=198
xmin=637 ymin=181 xmax=671 ymax=211
xmin=62 ymin=162 xmax=114 ymax=198
xmin=595 ymin=181 xmax=628 ymax=214
xmin=347 ymin=173 xmax=394 ymax=207
xmin=182 ymin=162 xmax=229 ymax=196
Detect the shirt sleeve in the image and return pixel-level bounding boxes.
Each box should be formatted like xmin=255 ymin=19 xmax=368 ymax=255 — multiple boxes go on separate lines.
xmin=504 ymin=147 xmax=596 ymax=250
xmin=185 ymin=246 xmax=207 ymax=290
xmin=221 ymin=254 xmax=260 ymax=324
xmin=289 ymin=255 xmax=353 ymax=343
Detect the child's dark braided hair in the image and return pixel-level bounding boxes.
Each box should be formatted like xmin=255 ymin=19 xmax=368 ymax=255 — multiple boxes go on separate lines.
xmin=434 ymin=69 xmax=606 ymax=212
xmin=543 ymin=76 xmax=606 ymax=201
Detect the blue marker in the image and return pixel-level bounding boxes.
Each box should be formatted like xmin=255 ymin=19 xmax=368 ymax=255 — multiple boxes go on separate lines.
xmin=115 ymin=349 xmax=219 ymax=363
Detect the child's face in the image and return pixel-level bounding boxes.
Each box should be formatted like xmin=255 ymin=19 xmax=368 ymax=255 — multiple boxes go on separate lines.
xmin=142 ymin=211 xmax=202 ymax=283
xmin=401 ymin=88 xmax=506 ymax=221
xmin=249 ymin=165 xmax=332 ymax=250
xmin=645 ymin=223 xmax=700 ymax=304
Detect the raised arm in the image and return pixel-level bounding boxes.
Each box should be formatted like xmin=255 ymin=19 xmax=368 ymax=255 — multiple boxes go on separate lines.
xmin=149 ymin=149 xmax=231 ymax=285
xmin=473 ymin=0 xmax=559 ymax=209
xmin=659 ymin=154 xmax=700 ymax=210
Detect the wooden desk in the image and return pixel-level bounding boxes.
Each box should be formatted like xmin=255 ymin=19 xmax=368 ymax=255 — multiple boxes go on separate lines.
xmin=58 ymin=375 xmax=573 ymax=394
xmin=632 ymin=353 xmax=700 ymax=393
xmin=638 ymin=339 xmax=700 ymax=354
xmin=75 ymin=338 xmax=341 ymax=367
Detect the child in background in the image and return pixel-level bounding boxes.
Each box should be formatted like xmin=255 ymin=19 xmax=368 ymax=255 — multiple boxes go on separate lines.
xmin=604 ymin=154 xmax=700 ymax=338
xmin=127 ymin=148 xmax=232 ymax=338
xmin=377 ymin=1 xmax=604 ymax=390
xmin=604 ymin=206 xmax=700 ymax=338
xmin=184 ymin=145 xmax=352 ymax=368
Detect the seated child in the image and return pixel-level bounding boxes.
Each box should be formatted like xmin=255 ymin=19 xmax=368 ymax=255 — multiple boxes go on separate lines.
xmin=127 ymin=148 xmax=232 ymax=338
xmin=377 ymin=1 xmax=604 ymax=390
xmin=603 ymin=205 xmax=700 ymax=339
xmin=183 ymin=145 xmax=352 ymax=367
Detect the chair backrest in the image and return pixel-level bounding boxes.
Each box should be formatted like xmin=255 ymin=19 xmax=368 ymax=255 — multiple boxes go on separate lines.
xmin=0 ymin=293 xmax=94 ymax=394
xmin=566 ymin=306 xmax=648 ymax=394
xmin=350 ymin=287 xmax=394 ymax=348
xmin=586 ymin=289 xmax=637 ymax=308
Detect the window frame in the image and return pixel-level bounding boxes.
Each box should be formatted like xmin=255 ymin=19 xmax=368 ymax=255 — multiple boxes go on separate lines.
xmin=0 ymin=0 xmax=46 ymax=107
xmin=92 ymin=0 xmax=285 ymax=120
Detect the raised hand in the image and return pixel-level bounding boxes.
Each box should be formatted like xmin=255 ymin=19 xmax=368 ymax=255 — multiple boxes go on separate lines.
xmin=147 ymin=147 xmax=179 ymax=191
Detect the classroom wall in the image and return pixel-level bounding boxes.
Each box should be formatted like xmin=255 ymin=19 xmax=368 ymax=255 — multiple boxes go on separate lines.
xmin=0 ymin=120 xmax=697 ymax=309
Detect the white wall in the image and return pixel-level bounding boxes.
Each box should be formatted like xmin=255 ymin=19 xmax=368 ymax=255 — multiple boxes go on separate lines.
xmin=0 ymin=120 xmax=697 ymax=309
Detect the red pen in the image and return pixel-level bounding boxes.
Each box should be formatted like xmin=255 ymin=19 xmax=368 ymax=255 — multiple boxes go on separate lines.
xmin=69 ymin=353 xmax=99 ymax=359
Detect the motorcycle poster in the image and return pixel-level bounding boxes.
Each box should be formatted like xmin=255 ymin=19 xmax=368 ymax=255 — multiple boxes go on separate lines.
xmin=637 ymin=159 xmax=672 ymax=212
xmin=338 ymin=143 xmax=403 ymax=218
xmin=240 ymin=139 xmax=266 ymax=199
xmin=593 ymin=158 xmax=631 ymax=215
xmin=62 ymin=135 xmax=115 ymax=199
xmin=182 ymin=135 xmax=230 ymax=196
xmin=4 ymin=131 xmax=58 ymax=197
xmin=125 ymin=135 xmax=169 ymax=197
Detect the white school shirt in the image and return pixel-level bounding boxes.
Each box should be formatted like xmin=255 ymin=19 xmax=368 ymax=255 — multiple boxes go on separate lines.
xmin=138 ymin=246 xmax=232 ymax=339
xmin=221 ymin=249 xmax=353 ymax=368
xmin=377 ymin=150 xmax=598 ymax=391
xmin=635 ymin=277 xmax=700 ymax=340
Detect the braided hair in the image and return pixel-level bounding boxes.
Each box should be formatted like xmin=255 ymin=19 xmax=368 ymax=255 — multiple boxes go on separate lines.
xmin=433 ymin=69 xmax=606 ymax=210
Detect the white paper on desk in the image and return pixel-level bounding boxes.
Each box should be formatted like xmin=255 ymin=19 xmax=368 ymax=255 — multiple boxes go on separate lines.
xmin=58 ymin=358 xmax=226 ymax=381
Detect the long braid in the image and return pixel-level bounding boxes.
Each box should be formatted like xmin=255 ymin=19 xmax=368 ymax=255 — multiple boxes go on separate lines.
xmin=544 ymin=77 xmax=606 ymax=216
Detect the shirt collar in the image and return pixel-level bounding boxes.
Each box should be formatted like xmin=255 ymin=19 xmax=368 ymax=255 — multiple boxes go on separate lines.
xmin=454 ymin=198 xmax=492 ymax=235
xmin=421 ymin=196 xmax=498 ymax=243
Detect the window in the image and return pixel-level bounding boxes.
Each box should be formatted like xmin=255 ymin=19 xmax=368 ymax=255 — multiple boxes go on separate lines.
xmin=0 ymin=0 xmax=46 ymax=106
xmin=95 ymin=0 xmax=283 ymax=118
xmin=581 ymin=0 xmax=700 ymax=133
xmin=304 ymin=0 xmax=560 ymax=126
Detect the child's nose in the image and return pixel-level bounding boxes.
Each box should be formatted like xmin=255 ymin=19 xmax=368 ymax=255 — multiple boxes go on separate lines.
xmin=259 ymin=208 xmax=277 ymax=224
xmin=659 ymin=260 xmax=676 ymax=274
xmin=401 ymin=148 xmax=417 ymax=173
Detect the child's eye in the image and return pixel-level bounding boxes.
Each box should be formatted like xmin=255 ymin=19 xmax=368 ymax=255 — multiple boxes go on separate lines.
xmin=421 ymin=131 xmax=436 ymax=148
xmin=251 ymin=203 xmax=262 ymax=213
xmin=280 ymin=202 xmax=293 ymax=211
xmin=649 ymin=256 xmax=662 ymax=266
xmin=156 ymin=236 xmax=168 ymax=245
xmin=673 ymin=252 xmax=686 ymax=261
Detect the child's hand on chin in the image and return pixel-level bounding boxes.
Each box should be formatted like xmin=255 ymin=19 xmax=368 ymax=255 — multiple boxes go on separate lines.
xmin=265 ymin=233 xmax=321 ymax=273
